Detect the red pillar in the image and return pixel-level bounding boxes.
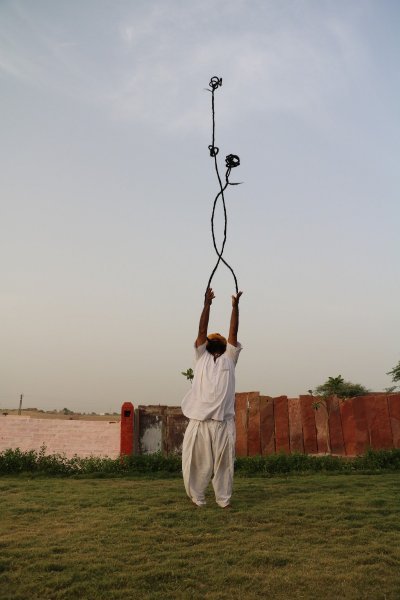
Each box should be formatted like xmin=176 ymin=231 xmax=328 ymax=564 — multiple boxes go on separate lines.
xmin=260 ymin=396 xmax=275 ymax=455
xmin=388 ymin=394 xmax=400 ymax=448
xmin=325 ymin=397 xmax=345 ymax=455
xmin=248 ymin=395 xmax=261 ymax=456
xmin=120 ymin=402 xmax=134 ymax=456
xmin=235 ymin=393 xmax=248 ymax=457
xmin=288 ymin=397 xmax=304 ymax=454
xmin=300 ymin=395 xmax=318 ymax=454
xmin=365 ymin=395 xmax=393 ymax=450
xmin=274 ymin=396 xmax=290 ymax=453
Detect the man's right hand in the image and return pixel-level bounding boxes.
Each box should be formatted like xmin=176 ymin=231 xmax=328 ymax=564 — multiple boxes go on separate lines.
xmin=204 ymin=287 xmax=215 ymax=306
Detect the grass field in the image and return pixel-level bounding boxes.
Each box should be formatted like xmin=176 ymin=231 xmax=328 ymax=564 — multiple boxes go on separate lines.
xmin=1 ymin=473 xmax=400 ymax=599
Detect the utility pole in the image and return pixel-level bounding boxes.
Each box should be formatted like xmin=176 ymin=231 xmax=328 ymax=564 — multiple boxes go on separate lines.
xmin=18 ymin=393 xmax=23 ymax=415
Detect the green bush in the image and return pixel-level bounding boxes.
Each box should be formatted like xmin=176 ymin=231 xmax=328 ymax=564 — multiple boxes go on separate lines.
xmin=2 ymin=447 xmax=400 ymax=477
xmin=234 ymin=453 xmax=351 ymax=475
xmin=122 ymin=453 xmax=181 ymax=473
xmin=234 ymin=449 xmax=400 ymax=476
xmin=0 ymin=446 xmax=182 ymax=476
xmin=0 ymin=448 xmax=39 ymax=473
xmin=355 ymin=448 xmax=400 ymax=470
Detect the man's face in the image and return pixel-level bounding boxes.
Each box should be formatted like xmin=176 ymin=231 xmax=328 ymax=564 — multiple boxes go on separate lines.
xmin=206 ymin=339 xmax=227 ymax=356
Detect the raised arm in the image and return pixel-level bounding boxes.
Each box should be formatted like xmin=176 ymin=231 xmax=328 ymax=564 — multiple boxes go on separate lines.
xmin=196 ymin=288 xmax=215 ymax=347
xmin=228 ymin=291 xmax=243 ymax=347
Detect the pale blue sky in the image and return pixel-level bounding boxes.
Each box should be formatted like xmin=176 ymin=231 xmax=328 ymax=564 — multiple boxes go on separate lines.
xmin=1 ymin=0 xmax=399 ymax=412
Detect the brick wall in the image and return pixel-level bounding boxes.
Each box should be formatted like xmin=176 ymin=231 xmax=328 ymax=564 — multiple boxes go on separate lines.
xmin=131 ymin=393 xmax=400 ymax=457
xmin=2 ymin=393 xmax=399 ymax=459
xmin=0 ymin=416 xmax=120 ymax=459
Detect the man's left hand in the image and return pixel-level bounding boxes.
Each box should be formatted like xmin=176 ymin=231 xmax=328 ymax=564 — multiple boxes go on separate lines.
xmin=232 ymin=291 xmax=243 ymax=307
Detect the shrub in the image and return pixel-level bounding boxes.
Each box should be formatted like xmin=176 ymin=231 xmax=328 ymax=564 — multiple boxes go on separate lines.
xmin=356 ymin=448 xmax=400 ymax=470
xmin=234 ymin=453 xmax=350 ymax=476
xmin=2 ymin=447 xmax=400 ymax=477
xmin=0 ymin=448 xmax=38 ymax=474
xmin=234 ymin=449 xmax=400 ymax=476
xmin=0 ymin=446 xmax=182 ymax=476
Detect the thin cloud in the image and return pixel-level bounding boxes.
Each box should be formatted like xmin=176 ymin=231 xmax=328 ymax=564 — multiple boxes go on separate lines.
xmin=110 ymin=21 xmax=367 ymax=133
xmin=0 ymin=1 xmax=367 ymax=133
xmin=0 ymin=3 xmax=99 ymax=98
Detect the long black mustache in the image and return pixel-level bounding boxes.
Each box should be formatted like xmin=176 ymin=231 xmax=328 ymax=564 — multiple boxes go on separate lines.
xmin=206 ymin=340 xmax=227 ymax=355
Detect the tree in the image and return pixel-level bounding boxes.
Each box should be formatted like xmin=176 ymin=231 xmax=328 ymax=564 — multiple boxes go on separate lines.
xmin=386 ymin=361 xmax=400 ymax=390
xmin=384 ymin=386 xmax=397 ymax=393
xmin=313 ymin=375 xmax=368 ymax=399
xmin=181 ymin=368 xmax=194 ymax=383
xmin=309 ymin=375 xmax=369 ymax=455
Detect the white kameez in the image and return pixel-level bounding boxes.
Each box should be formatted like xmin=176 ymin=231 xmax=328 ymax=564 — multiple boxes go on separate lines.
xmin=181 ymin=340 xmax=242 ymax=507
xmin=182 ymin=342 xmax=242 ymax=421
xmin=182 ymin=418 xmax=236 ymax=507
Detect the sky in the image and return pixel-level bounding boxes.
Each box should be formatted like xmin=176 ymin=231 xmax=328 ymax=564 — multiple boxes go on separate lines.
xmin=1 ymin=0 xmax=399 ymax=413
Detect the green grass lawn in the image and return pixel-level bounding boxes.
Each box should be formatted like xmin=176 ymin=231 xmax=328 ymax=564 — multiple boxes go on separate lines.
xmin=1 ymin=474 xmax=400 ymax=599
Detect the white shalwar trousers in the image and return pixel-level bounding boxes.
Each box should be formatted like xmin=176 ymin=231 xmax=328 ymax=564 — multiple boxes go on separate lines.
xmin=182 ymin=418 xmax=235 ymax=508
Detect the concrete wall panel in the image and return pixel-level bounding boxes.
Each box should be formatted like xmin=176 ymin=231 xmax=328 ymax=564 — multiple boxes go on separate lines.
xmin=260 ymin=396 xmax=275 ymax=455
xmin=366 ymin=395 xmax=393 ymax=450
xmin=288 ymin=398 xmax=304 ymax=454
xmin=340 ymin=398 xmax=357 ymax=456
xmin=247 ymin=396 xmax=261 ymax=456
xmin=235 ymin=394 xmax=249 ymax=457
xmin=351 ymin=396 xmax=370 ymax=455
xmin=300 ymin=395 xmax=318 ymax=454
xmin=274 ymin=396 xmax=290 ymax=453
xmin=388 ymin=394 xmax=400 ymax=448
xmin=327 ymin=397 xmax=345 ymax=455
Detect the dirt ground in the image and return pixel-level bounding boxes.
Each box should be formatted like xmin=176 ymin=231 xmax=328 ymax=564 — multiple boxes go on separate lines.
xmin=0 ymin=408 xmax=120 ymax=421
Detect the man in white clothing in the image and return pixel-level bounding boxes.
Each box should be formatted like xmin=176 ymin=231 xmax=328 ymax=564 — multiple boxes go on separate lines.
xmin=181 ymin=287 xmax=243 ymax=508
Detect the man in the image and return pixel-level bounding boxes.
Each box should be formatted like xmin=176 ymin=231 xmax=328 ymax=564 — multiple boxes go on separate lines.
xmin=181 ymin=287 xmax=243 ymax=508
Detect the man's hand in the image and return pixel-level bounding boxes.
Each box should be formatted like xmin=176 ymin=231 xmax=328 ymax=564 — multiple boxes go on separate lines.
xmin=205 ymin=287 xmax=215 ymax=306
xmin=231 ymin=291 xmax=243 ymax=307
